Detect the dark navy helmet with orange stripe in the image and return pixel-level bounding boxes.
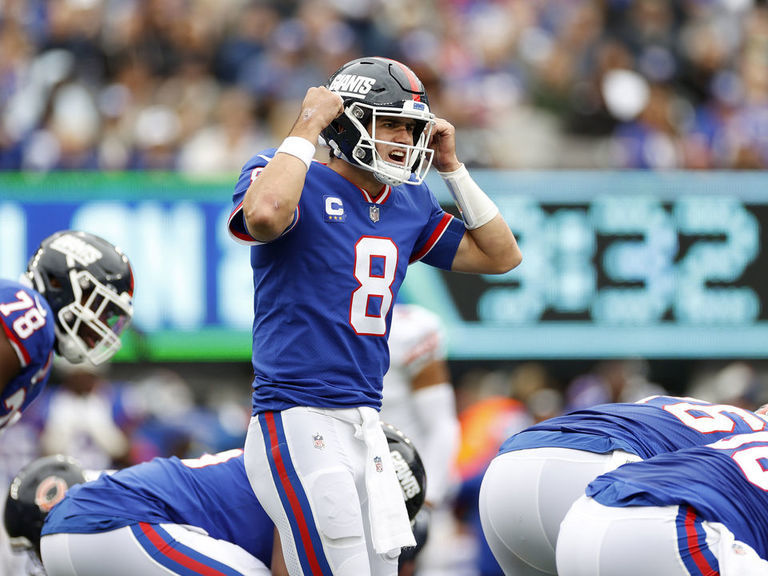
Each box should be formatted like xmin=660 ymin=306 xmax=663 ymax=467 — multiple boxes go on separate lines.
xmin=322 ymin=57 xmax=436 ymax=186
xmin=4 ymin=455 xmax=86 ymax=557
xmin=24 ymin=230 xmax=134 ymax=365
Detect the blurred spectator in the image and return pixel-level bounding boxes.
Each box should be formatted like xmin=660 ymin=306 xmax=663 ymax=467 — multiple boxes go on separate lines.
xmin=507 ymin=362 xmax=564 ymax=423
xmin=177 ymin=87 xmax=272 ymax=174
xmin=565 ymin=358 xmax=666 ymax=410
xmin=686 ymin=360 xmax=766 ymax=410
xmin=454 ymin=370 xmax=533 ymax=576
xmin=123 ymin=368 xmax=249 ymax=463
xmin=4 ymin=0 xmax=768 ymax=170
xmin=35 ymin=358 xmax=133 ymax=470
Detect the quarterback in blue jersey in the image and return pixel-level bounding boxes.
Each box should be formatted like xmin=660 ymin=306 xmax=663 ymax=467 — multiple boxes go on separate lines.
xmin=227 ymin=57 xmax=521 ymax=576
xmin=0 ymin=231 xmax=133 ymax=431
xmin=558 ymin=431 xmax=768 ymax=575
xmin=478 ymin=395 xmax=768 ymax=575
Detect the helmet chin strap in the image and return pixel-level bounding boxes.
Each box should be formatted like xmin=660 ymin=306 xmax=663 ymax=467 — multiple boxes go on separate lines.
xmin=374 ymin=169 xmax=408 ymax=187
xmin=54 ymin=327 xmax=87 ymax=364
xmin=329 ymin=138 xmax=415 ymax=186
xmin=371 ymin=152 xmax=419 ymax=186
xmin=18 ymin=273 xmax=34 ymax=289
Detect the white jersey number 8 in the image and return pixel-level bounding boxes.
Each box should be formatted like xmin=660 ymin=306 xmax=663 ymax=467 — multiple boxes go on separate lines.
xmin=350 ymin=236 xmax=397 ymax=336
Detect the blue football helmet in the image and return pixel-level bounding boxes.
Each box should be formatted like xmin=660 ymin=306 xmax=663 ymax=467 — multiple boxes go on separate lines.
xmin=24 ymin=230 xmax=134 ymax=365
xmin=322 ymin=57 xmax=436 ymax=187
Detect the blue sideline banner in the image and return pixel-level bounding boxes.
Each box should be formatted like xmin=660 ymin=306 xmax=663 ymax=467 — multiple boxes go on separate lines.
xmin=1 ymin=171 xmax=766 ymax=360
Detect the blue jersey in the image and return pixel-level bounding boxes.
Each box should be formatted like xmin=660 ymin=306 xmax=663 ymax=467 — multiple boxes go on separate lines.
xmin=587 ymin=431 xmax=768 ymax=559
xmin=228 ymin=151 xmax=465 ymax=413
xmin=498 ymin=395 xmax=768 ymax=459
xmin=42 ymin=450 xmax=274 ymax=566
xmin=0 ymin=279 xmax=55 ymax=430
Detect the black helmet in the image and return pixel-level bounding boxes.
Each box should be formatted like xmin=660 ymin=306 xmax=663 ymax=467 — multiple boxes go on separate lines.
xmin=321 ymin=57 xmax=436 ymax=186
xmin=4 ymin=455 xmax=86 ymax=555
xmin=382 ymin=421 xmax=426 ymax=521
xmin=24 ymin=230 xmax=134 ymax=365
xmin=399 ymin=507 xmax=430 ymax=566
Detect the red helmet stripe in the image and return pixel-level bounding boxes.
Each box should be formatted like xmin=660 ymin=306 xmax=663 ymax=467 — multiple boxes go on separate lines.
xmin=378 ymin=57 xmax=422 ymax=102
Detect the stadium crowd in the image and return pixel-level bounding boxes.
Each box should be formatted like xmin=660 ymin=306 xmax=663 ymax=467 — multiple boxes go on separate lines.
xmin=2 ymin=0 xmax=768 ymax=172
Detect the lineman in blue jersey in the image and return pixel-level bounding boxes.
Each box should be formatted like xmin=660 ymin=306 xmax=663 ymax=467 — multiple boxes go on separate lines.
xmin=227 ymin=57 xmax=521 ymax=576
xmin=5 ymin=425 xmax=427 ymax=576
xmin=8 ymin=451 xmax=281 ymax=576
xmin=0 ymin=231 xmax=133 ymax=432
xmin=478 ymin=395 xmax=768 ymax=575
xmin=557 ymin=432 xmax=768 ymax=576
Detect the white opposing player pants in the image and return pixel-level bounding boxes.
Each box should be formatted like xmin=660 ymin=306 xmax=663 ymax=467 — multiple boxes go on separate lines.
xmin=478 ymin=447 xmax=641 ymax=575
xmin=40 ymin=523 xmax=271 ymax=576
xmin=244 ymin=406 xmax=404 ymax=576
xmin=557 ymin=496 xmax=768 ymax=576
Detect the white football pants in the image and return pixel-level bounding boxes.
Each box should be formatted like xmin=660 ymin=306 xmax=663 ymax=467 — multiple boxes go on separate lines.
xmin=479 ymin=447 xmax=641 ymax=575
xmin=244 ymin=406 xmax=407 ymax=576
xmin=41 ymin=523 xmax=270 ymax=575
xmin=557 ymin=496 xmax=768 ymax=576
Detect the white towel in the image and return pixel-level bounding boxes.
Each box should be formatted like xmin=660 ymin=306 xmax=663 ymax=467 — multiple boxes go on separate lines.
xmin=357 ymin=407 xmax=416 ymax=554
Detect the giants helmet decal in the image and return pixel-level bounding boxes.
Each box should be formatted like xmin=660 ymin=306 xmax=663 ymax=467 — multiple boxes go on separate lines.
xmin=4 ymin=455 xmax=86 ymax=555
xmin=322 ymin=57 xmax=436 ymax=187
xmin=381 ymin=421 xmax=427 ymax=521
xmin=24 ymin=230 xmax=134 ymax=365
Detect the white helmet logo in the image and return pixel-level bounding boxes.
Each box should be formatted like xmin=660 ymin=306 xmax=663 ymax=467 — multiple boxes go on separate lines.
xmin=329 ymin=74 xmax=376 ymax=97
xmin=50 ymin=235 xmax=103 ymax=266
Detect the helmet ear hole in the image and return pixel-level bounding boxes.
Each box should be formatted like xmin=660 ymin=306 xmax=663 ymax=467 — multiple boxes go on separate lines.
xmin=413 ymin=121 xmax=427 ymax=143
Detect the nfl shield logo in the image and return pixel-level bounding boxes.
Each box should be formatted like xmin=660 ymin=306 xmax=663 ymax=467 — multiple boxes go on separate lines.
xmin=313 ymin=433 xmax=325 ymax=450
xmin=374 ymin=456 xmax=383 ymax=472
xmin=369 ymin=204 xmax=380 ymax=223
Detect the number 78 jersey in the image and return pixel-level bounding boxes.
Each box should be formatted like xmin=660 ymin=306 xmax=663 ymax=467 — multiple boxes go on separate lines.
xmin=228 ymin=151 xmax=465 ymax=413
xmin=0 ymin=279 xmax=55 ymax=430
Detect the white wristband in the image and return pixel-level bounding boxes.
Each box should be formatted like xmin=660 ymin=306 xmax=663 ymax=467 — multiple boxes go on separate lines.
xmin=438 ymin=164 xmax=499 ymax=229
xmin=276 ymin=136 xmax=316 ymax=170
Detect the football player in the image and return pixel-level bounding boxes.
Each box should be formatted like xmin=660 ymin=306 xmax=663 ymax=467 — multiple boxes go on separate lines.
xmin=380 ymin=303 xmax=460 ymax=575
xmin=0 ymin=230 xmax=134 ymax=431
xmin=557 ymin=431 xmax=768 ymax=575
xmin=4 ymin=424 xmax=427 ymax=576
xmin=479 ymin=395 xmax=768 ymax=575
xmin=227 ymin=56 xmax=520 ymax=576
xmin=381 ymin=303 xmax=459 ymax=509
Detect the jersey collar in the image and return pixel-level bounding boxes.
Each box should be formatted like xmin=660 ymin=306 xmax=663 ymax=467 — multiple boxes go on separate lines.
xmin=360 ymin=185 xmax=391 ymax=205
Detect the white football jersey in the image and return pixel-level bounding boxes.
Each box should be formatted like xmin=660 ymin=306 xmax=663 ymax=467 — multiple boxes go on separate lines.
xmin=381 ymin=304 xmax=446 ymax=450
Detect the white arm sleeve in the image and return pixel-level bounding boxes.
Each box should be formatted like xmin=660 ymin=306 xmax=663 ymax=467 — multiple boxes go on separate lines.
xmin=438 ymin=164 xmax=499 ymax=229
xmin=412 ymin=382 xmax=460 ymax=505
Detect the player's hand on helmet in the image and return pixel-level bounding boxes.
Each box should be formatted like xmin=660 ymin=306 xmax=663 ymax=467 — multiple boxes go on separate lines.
xmin=429 ymin=118 xmax=461 ymax=173
xmin=294 ymin=87 xmax=344 ymax=135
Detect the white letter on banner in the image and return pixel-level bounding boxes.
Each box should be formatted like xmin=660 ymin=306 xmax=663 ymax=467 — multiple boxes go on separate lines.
xmin=72 ymin=202 xmax=205 ymax=331
xmin=0 ymin=204 xmax=26 ymax=278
